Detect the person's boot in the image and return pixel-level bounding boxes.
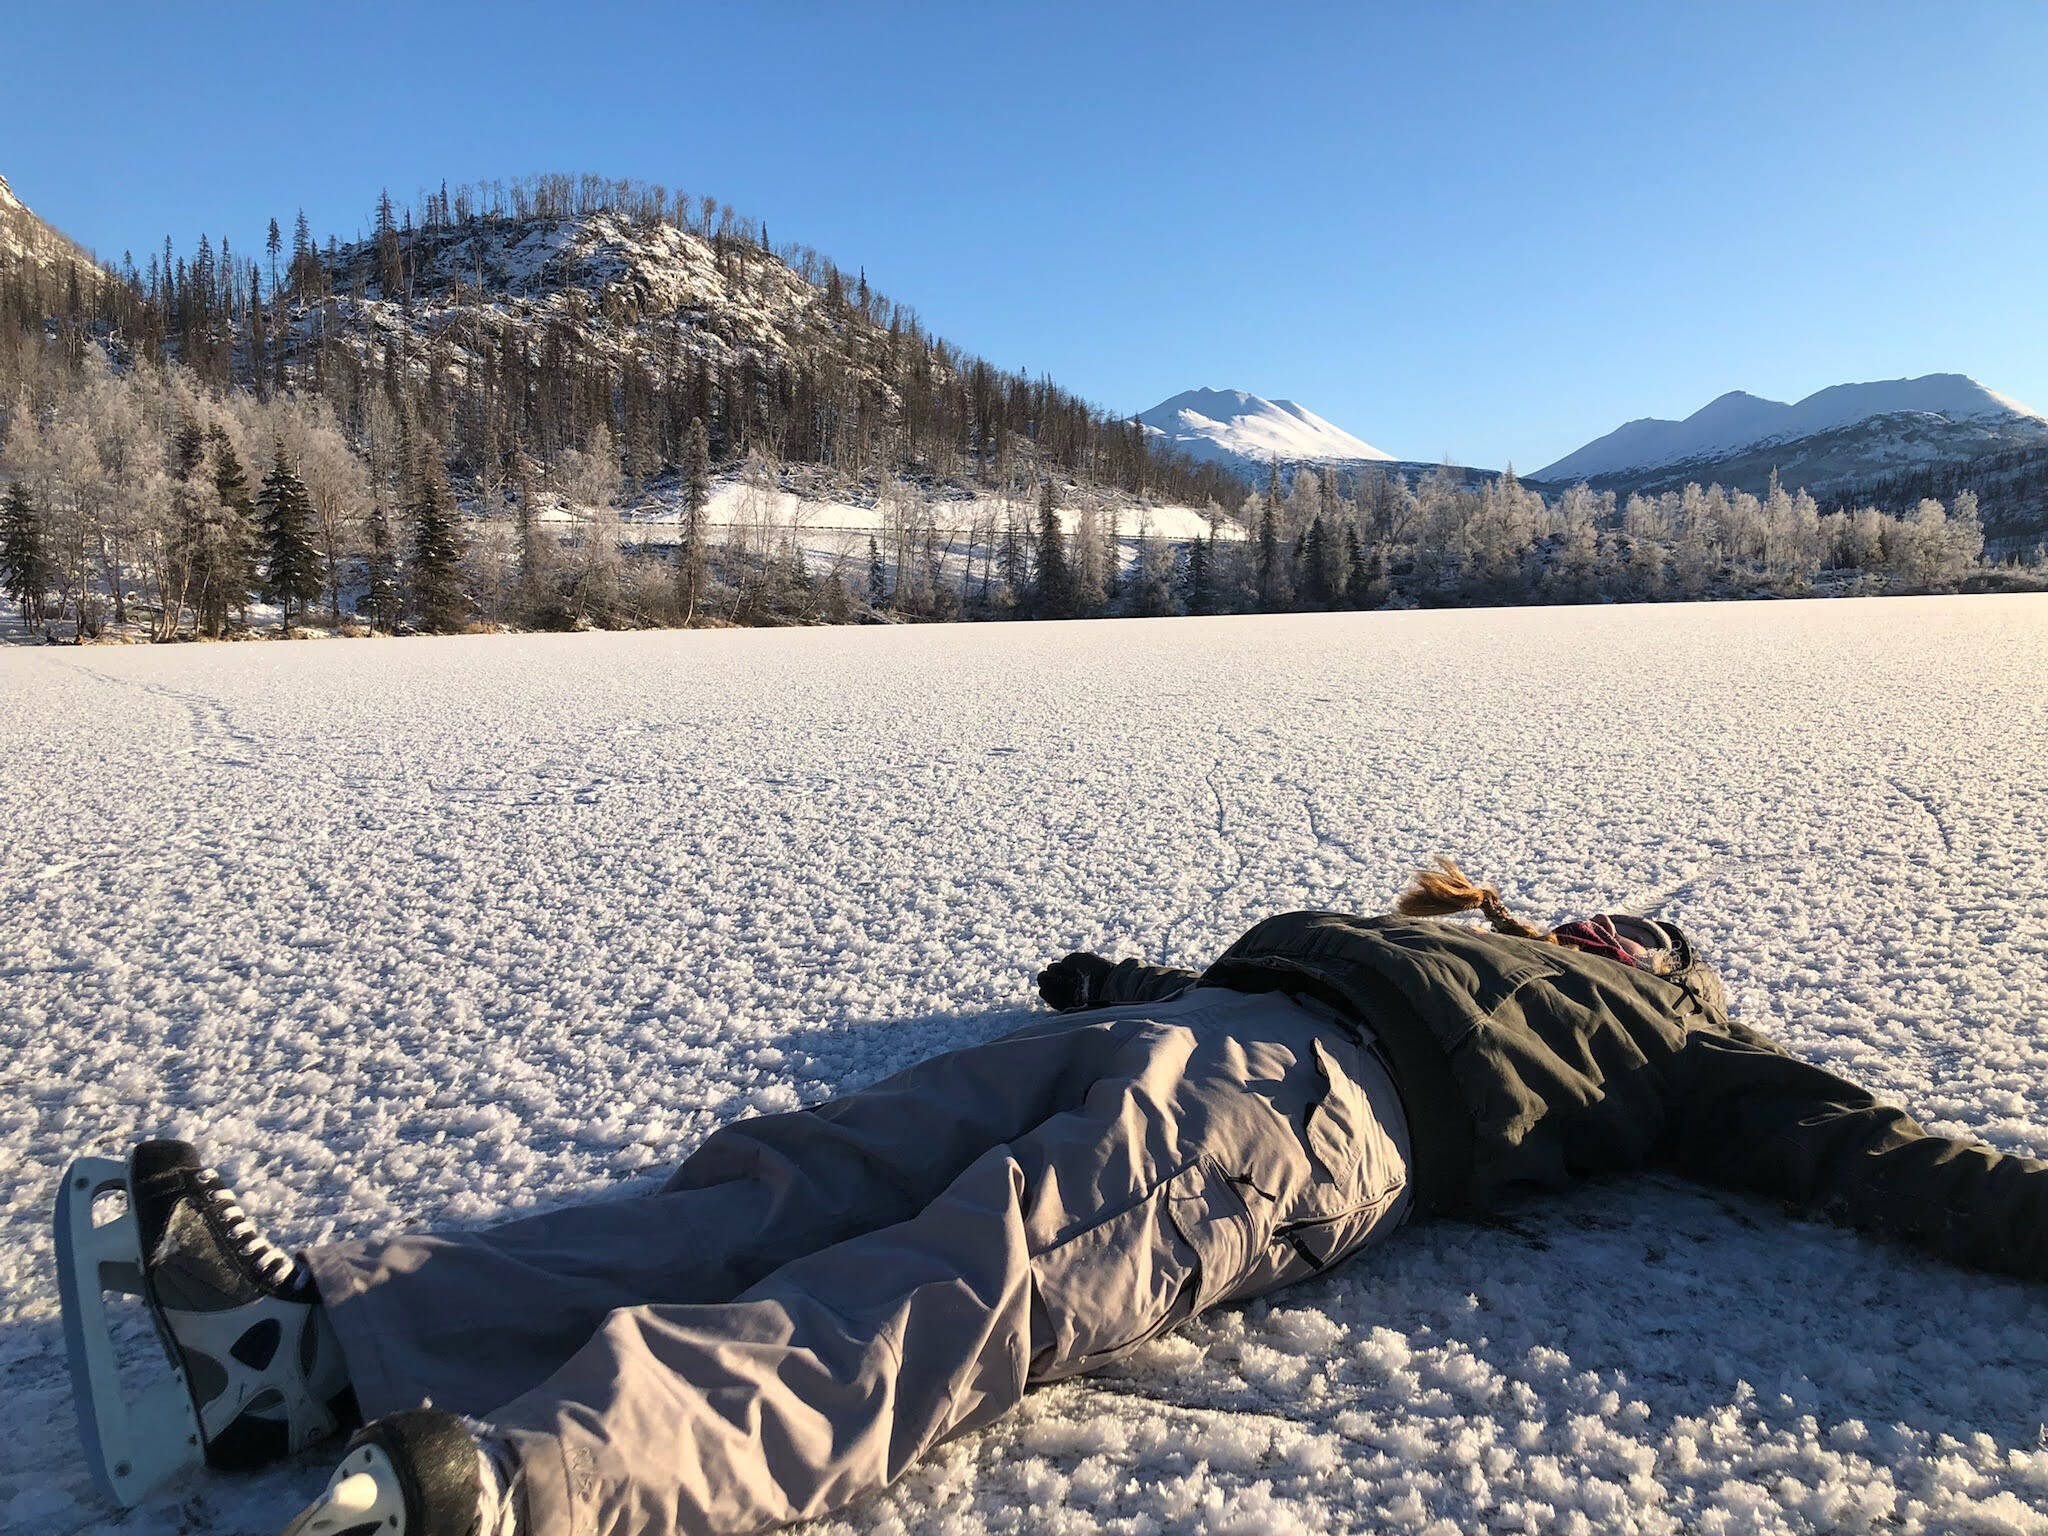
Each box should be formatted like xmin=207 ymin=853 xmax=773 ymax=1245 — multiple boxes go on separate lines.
xmin=130 ymin=1139 xmax=358 ymax=1469
xmin=281 ymin=1410 xmax=521 ymax=1536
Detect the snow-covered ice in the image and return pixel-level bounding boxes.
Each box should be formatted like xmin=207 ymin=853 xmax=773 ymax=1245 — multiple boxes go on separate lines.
xmin=4 ymin=595 xmax=2048 ymax=1535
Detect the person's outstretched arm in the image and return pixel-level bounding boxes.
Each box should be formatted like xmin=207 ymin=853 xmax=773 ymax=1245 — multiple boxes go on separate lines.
xmin=1670 ymin=1020 xmax=2048 ymax=1281
xmin=1036 ymin=951 xmax=1200 ymax=1012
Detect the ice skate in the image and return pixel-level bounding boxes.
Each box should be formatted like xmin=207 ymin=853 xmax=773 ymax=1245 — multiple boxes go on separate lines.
xmin=282 ymin=1409 xmax=519 ymax=1536
xmin=55 ymin=1140 xmax=356 ymax=1506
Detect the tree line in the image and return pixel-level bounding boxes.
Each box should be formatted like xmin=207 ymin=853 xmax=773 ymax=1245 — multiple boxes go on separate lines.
xmin=0 ymin=173 xmax=2033 ymax=641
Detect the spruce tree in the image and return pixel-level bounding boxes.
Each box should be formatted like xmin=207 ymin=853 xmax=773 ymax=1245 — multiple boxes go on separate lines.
xmin=209 ymin=432 xmax=259 ymax=631
xmin=257 ymin=442 xmax=324 ymax=634
xmin=1184 ymin=533 xmax=1211 ymax=616
xmin=1256 ymin=501 xmax=1280 ymax=610
xmin=998 ymin=517 xmax=1024 ymax=600
xmin=1301 ymin=515 xmax=1332 ymax=607
xmin=867 ymin=535 xmax=886 ymax=609
xmin=408 ymin=456 xmax=467 ymax=632
xmin=1035 ymin=478 xmax=1068 ymax=618
xmin=1343 ymin=523 xmax=1368 ymax=608
xmin=363 ymin=500 xmax=401 ymax=632
xmin=677 ymin=417 xmax=709 ymax=623
xmin=1100 ymin=506 xmax=1121 ymax=607
xmin=0 ymin=480 xmax=53 ymax=631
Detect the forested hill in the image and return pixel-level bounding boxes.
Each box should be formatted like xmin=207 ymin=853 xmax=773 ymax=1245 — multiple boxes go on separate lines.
xmin=0 ymin=171 xmax=2038 ymax=646
xmin=0 ymin=172 xmax=1243 ymax=510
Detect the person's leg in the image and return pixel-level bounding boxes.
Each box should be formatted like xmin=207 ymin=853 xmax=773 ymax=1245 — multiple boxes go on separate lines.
xmin=1670 ymin=1019 xmax=2048 ymax=1278
xmin=305 ymin=1008 xmax=1175 ymax=1419
xmin=481 ymin=998 xmax=1411 ymax=1536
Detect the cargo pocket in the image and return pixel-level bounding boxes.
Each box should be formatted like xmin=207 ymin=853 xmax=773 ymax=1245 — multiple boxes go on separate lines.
xmin=1281 ymin=1038 xmax=1406 ymax=1272
xmin=1029 ymin=1158 xmax=1253 ymax=1380
xmin=1306 ymin=1038 xmax=1375 ymax=1185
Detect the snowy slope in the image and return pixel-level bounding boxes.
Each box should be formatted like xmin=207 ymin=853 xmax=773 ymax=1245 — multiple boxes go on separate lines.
xmin=1539 ymin=374 xmax=2048 ymax=484
xmin=1139 ymin=388 xmax=1395 ymax=470
xmin=0 ymin=172 xmax=93 ymax=275
xmin=6 ymin=599 xmax=2048 ymax=1534
xmin=307 ymin=208 xmax=850 ymax=392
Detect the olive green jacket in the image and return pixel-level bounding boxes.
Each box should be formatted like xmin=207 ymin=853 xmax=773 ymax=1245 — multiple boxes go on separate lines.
xmin=1079 ymin=912 xmax=2048 ymax=1280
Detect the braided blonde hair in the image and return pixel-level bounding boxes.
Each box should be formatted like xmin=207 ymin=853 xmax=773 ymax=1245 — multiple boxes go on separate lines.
xmin=1392 ymin=855 xmax=1556 ymax=943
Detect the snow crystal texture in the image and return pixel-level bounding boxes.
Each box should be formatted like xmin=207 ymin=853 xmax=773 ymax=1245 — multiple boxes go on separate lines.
xmin=4 ymin=596 xmax=2048 ymax=1535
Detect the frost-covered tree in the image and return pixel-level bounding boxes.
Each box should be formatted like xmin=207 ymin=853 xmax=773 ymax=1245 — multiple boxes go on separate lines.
xmin=1128 ymin=521 xmax=1175 ymax=617
xmin=1548 ymin=482 xmax=1600 ymax=600
xmin=558 ymin=424 xmax=626 ymax=625
xmin=1069 ymin=502 xmax=1106 ymax=616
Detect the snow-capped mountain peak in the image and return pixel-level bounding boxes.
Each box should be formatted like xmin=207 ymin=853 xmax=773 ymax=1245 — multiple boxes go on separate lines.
xmin=1138 ymin=387 xmax=1393 ymax=470
xmin=1537 ymin=374 xmax=2045 ymax=483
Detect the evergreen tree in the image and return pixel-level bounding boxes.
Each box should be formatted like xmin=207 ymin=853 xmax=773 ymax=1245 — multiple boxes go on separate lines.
xmin=362 ymin=499 xmax=401 ymax=631
xmin=1183 ymin=533 xmax=1211 ymax=616
xmin=0 ymin=480 xmax=54 ymax=631
xmin=867 ymin=535 xmax=886 ymax=609
xmin=1100 ymin=505 xmax=1121 ymax=607
xmin=998 ymin=516 xmax=1025 ymax=607
xmin=374 ymin=190 xmax=403 ymax=298
xmin=512 ymin=453 xmax=545 ymax=622
xmin=1343 ymin=522 xmax=1368 ymax=608
xmin=1035 ymin=478 xmax=1069 ymax=618
xmin=408 ymin=455 xmax=467 ymax=632
xmin=1256 ymin=500 xmax=1281 ymax=610
xmin=257 ymin=442 xmax=324 ymax=633
xmin=677 ymin=417 xmax=709 ymax=622
xmin=209 ymin=431 xmax=260 ymax=629
xmin=1300 ymin=516 xmax=1333 ymax=607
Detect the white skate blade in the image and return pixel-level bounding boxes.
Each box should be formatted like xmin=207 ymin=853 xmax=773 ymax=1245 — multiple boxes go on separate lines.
xmin=281 ymin=1445 xmax=406 ymax=1536
xmin=55 ymin=1156 xmax=204 ymax=1508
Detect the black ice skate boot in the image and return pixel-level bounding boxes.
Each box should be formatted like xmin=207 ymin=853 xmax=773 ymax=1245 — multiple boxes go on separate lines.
xmin=129 ymin=1139 xmax=359 ymax=1470
xmin=282 ymin=1410 xmax=522 ymax=1536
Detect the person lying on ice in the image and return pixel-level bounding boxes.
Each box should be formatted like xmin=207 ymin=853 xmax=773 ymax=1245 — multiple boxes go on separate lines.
xmin=90 ymin=858 xmax=2048 ymax=1536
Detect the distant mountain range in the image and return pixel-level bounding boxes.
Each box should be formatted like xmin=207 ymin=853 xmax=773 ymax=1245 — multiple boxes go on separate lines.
xmin=1133 ymin=375 xmax=2048 ymax=507
xmin=1532 ymin=374 xmax=2048 ymax=497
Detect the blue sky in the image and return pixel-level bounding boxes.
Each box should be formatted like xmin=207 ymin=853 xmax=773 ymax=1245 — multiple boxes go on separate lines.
xmin=6 ymin=1 xmax=2045 ymax=470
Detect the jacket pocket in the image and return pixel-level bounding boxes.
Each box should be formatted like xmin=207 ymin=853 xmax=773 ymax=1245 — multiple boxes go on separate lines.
xmin=1030 ymin=1157 xmax=1252 ymax=1379
xmin=1468 ymin=957 xmax=1567 ymax=1021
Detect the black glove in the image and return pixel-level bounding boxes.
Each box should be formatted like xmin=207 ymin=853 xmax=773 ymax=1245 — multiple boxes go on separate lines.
xmin=1036 ymin=951 xmax=1114 ymax=1012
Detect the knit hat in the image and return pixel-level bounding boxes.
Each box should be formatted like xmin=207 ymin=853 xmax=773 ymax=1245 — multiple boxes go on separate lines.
xmin=1394 ymin=856 xmax=1725 ymax=1011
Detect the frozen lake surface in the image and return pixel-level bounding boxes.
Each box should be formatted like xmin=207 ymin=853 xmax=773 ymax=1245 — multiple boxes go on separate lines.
xmin=4 ymin=596 xmax=2047 ymax=1535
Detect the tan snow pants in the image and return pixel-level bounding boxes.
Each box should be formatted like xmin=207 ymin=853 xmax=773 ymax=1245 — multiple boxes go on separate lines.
xmin=306 ymin=988 xmax=1412 ymax=1536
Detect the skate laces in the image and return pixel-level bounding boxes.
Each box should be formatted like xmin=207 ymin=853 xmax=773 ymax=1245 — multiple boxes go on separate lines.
xmin=194 ymin=1167 xmax=310 ymax=1294
xmin=466 ymin=1422 xmax=525 ymax=1536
